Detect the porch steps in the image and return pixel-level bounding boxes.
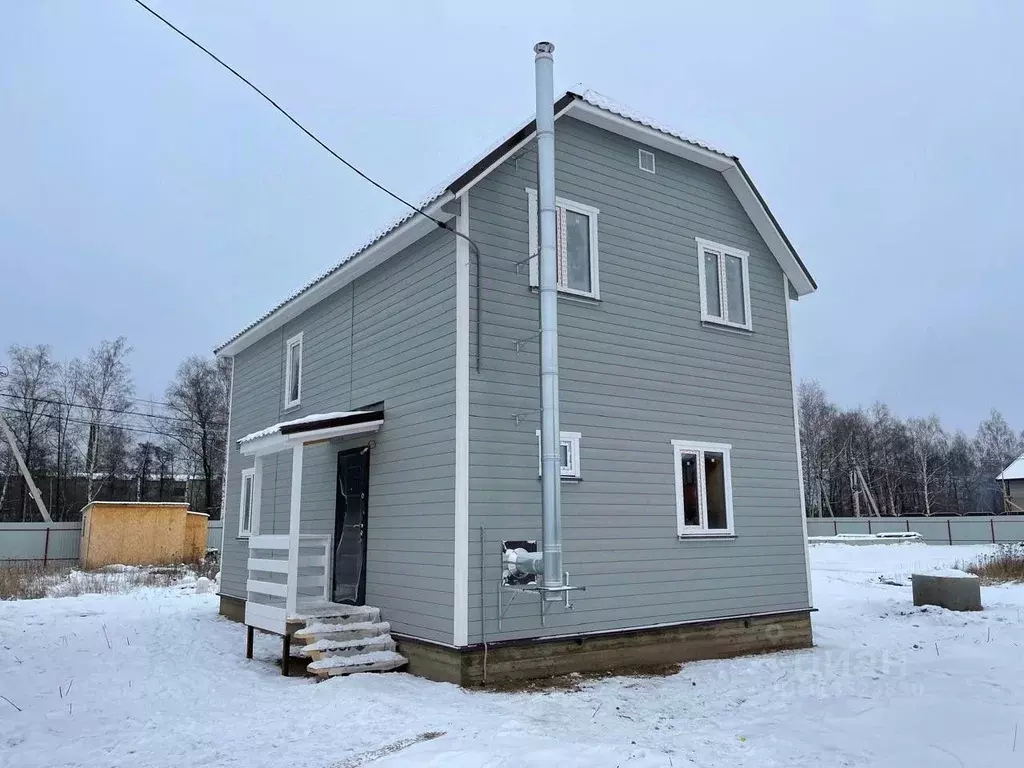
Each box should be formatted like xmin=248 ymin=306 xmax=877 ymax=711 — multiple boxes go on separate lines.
xmin=307 ymin=650 xmax=408 ymax=676
xmin=295 ymin=633 xmax=396 ymax=660
xmin=294 ymin=607 xmax=406 ymax=678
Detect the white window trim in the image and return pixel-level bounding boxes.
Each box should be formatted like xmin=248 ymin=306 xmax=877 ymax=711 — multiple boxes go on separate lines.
xmin=238 ymin=467 xmax=256 ymax=538
xmin=283 ymin=331 xmax=303 ymax=409
xmin=527 ymin=188 xmax=600 ymax=300
xmin=696 ymin=237 xmax=752 ymax=331
xmin=671 ymin=439 xmax=735 ymax=537
xmin=536 ymin=430 xmax=582 ymax=479
xmin=638 ymin=148 xmax=656 ymax=174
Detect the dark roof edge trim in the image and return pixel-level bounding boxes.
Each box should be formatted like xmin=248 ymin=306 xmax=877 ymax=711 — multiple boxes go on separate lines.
xmin=278 ymin=409 xmax=385 ymax=436
xmin=446 ymin=93 xmax=578 ymax=196
xmin=733 ymin=158 xmax=817 ymax=291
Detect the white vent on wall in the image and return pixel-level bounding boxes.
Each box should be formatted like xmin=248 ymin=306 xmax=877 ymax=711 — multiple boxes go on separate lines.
xmin=638 ymin=148 xmax=656 ymax=174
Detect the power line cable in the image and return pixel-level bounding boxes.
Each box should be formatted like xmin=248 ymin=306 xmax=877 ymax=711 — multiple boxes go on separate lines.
xmin=2 ymin=392 xmax=226 ymax=428
xmin=0 ymin=404 xmax=209 ymax=442
xmin=128 ymin=0 xmax=485 ymax=370
xmin=130 ymin=0 xmax=476 ymax=246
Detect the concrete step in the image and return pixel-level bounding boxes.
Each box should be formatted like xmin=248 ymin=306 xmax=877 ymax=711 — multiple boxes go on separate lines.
xmin=296 ymin=605 xmax=381 ymax=625
xmin=293 ymin=620 xmax=391 ymax=643
xmin=296 ymin=634 xmax=397 ymax=660
xmin=307 ymin=650 xmax=408 ymax=677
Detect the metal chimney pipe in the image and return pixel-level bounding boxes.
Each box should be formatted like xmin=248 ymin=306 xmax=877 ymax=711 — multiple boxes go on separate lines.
xmin=534 ymin=41 xmax=563 ymax=599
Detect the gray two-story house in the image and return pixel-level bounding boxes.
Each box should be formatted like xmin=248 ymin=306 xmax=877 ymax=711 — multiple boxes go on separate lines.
xmin=215 ymin=89 xmax=817 ymax=684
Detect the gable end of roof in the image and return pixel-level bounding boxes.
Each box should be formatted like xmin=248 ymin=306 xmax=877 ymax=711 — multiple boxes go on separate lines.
xmin=216 ymin=89 xmax=816 ymax=357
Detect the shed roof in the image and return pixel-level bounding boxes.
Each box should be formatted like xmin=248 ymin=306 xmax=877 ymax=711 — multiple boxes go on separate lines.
xmin=216 ymin=89 xmax=816 ymax=357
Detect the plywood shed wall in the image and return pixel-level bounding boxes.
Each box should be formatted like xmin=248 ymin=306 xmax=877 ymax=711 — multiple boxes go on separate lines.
xmin=79 ymin=502 xmax=206 ymax=569
xmin=184 ymin=512 xmax=210 ymax=563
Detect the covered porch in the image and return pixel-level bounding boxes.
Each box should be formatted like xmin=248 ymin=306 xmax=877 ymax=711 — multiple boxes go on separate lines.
xmin=237 ymin=410 xmax=384 ymax=641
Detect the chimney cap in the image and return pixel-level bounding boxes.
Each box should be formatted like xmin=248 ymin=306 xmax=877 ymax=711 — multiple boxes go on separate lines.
xmin=533 ymin=41 xmax=555 ymax=55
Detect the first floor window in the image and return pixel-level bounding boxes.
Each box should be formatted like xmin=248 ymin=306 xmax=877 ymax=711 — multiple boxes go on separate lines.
xmin=696 ymin=238 xmax=752 ymax=330
xmin=672 ymin=440 xmax=734 ymax=536
xmin=536 ymin=430 xmax=582 ymax=479
xmin=527 ymin=188 xmax=600 ymax=298
xmin=239 ymin=467 xmax=255 ymax=537
xmin=284 ymin=332 xmax=303 ymax=408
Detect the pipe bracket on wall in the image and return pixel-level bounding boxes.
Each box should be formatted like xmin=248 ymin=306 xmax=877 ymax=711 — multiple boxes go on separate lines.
xmin=513 ymin=331 xmax=541 ymax=354
xmin=498 ymin=539 xmax=585 ymax=630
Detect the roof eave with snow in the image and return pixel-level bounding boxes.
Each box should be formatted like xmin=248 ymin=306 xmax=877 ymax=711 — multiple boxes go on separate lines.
xmin=216 ymin=90 xmax=816 ymax=358
xmin=237 ymin=411 xmax=384 ymax=457
xmin=997 ymin=454 xmax=1024 ymax=481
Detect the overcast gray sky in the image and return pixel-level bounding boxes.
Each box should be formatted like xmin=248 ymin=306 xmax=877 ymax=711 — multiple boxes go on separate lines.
xmin=2 ymin=1 xmax=1021 ymax=432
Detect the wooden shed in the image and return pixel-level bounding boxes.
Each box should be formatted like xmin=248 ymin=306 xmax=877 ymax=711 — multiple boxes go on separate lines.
xmin=79 ymin=502 xmax=208 ymax=569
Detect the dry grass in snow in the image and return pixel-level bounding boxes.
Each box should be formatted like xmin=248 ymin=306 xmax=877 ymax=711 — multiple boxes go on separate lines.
xmin=961 ymin=543 xmax=1024 ymax=584
xmin=0 ymin=557 xmax=219 ymax=600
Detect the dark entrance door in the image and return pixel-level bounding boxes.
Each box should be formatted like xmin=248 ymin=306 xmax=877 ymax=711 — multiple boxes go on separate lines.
xmin=333 ymin=447 xmax=370 ymax=605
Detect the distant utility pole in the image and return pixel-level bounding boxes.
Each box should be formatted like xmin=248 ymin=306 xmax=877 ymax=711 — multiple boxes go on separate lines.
xmin=0 ymin=403 xmax=52 ymax=524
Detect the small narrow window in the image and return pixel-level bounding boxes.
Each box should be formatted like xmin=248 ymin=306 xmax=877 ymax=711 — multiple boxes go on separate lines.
xmin=536 ymin=430 xmax=582 ymax=479
xmin=672 ymin=440 xmax=734 ymax=536
xmin=284 ymin=332 xmax=303 ymax=409
xmin=638 ymin=149 xmax=656 ymax=174
xmin=239 ymin=468 xmax=255 ymax=538
xmin=696 ymin=238 xmax=752 ymax=331
xmin=527 ymin=189 xmax=600 ymax=299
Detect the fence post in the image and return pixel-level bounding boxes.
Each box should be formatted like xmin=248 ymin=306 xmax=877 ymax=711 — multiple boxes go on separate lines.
xmin=43 ymin=526 xmax=51 ymax=567
xmin=947 ymin=519 xmax=953 ymax=546
xmin=991 ymin=518 xmax=996 ymax=544
xmin=867 ymin=519 xmax=872 ymax=534
xmin=834 ymin=520 xmax=838 ymax=536
xmin=905 ymin=520 xmax=910 ymax=533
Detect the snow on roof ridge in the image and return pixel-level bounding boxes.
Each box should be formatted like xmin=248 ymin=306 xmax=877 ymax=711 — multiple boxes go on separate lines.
xmin=575 ymin=88 xmax=731 ymax=158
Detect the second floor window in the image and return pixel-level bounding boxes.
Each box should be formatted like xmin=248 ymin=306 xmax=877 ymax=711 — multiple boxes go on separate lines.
xmin=696 ymin=238 xmax=752 ymax=331
xmin=527 ymin=188 xmax=600 ymax=299
xmin=284 ymin=332 xmax=303 ymax=408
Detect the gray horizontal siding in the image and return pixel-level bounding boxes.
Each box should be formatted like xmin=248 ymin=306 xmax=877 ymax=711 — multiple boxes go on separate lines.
xmin=222 ymin=227 xmax=456 ymax=644
xmin=466 ymin=116 xmax=809 ymax=642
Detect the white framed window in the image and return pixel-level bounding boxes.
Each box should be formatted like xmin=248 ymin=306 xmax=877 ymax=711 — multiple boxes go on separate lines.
xmin=638 ymin=148 xmax=656 ymax=174
xmin=527 ymin=188 xmax=600 ymax=299
xmin=671 ymin=439 xmax=735 ymax=536
xmin=238 ymin=467 xmax=256 ymax=538
xmin=696 ymin=238 xmax=752 ymax=331
xmin=535 ymin=430 xmax=582 ymax=479
xmin=284 ymin=332 xmax=303 ymax=409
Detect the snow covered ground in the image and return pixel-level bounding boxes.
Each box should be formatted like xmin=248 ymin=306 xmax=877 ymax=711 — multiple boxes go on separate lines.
xmin=2 ymin=544 xmax=1022 ymax=767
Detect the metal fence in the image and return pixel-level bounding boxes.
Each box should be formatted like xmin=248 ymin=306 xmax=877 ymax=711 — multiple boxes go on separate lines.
xmin=0 ymin=520 xmax=224 ymax=564
xmin=807 ymin=515 xmax=1024 ymax=545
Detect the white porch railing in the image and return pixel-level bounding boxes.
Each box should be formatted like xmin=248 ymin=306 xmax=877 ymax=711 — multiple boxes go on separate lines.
xmin=245 ymin=534 xmax=332 ymax=634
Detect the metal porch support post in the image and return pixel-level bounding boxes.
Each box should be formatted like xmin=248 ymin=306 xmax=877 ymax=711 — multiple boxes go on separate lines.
xmin=286 ymin=444 xmax=304 ymax=619
xmin=246 ymin=625 xmax=254 ymax=659
xmin=282 ymin=635 xmax=291 ymax=676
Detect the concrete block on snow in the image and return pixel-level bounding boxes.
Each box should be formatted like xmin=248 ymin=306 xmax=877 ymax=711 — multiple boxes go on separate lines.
xmin=912 ymin=572 xmax=982 ymax=611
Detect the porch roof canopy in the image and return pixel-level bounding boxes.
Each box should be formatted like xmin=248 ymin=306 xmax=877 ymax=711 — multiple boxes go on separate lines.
xmin=237 ymin=410 xmax=384 ymax=457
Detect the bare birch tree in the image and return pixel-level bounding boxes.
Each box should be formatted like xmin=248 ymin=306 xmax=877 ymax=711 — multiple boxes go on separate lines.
xmin=907 ymin=416 xmax=945 ymax=516
xmin=163 ymin=356 xmax=229 ymax=516
xmin=49 ymin=358 xmax=82 ymax=519
xmin=80 ymin=337 xmax=134 ymax=501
